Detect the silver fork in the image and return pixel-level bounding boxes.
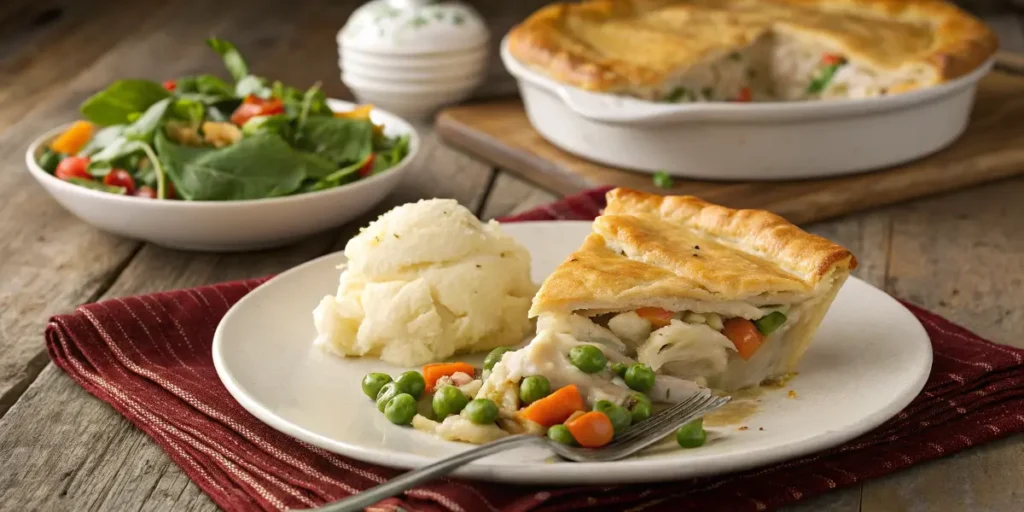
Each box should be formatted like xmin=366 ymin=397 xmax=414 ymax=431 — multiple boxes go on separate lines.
xmin=308 ymin=389 xmax=729 ymax=512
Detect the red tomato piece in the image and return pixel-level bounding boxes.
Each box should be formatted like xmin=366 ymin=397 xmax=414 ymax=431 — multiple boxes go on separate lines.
xmin=230 ymin=95 xmax=285 ymax=126
xmin=55 ymin=156 xmax=92 ymax=181
xmin=103 ymin=169 xmax=136 ymax=194
xmin=735 ymin=87 xmax=752 ymax=102
xmin=358 ymin=153 xmax=377 ymax=178
xmin=162 ymin=80 xmax=177 ymax=91
xmin=821 ymin=53 xmax=844 ymax=66
xmin=165 ymin=181 xmax=176 ymax=199
xmin=230 ymin=103 xmax=264 ymax=127
xmin=134 ymin=186 xmax=157 ymax=198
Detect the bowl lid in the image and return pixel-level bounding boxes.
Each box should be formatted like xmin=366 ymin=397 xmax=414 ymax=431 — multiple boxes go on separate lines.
xmin=339 ymin=0 xmax=489 ymax=55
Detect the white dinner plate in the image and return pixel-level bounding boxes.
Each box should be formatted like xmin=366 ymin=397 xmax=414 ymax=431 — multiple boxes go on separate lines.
xmin=213 ymin=221 xmax=932 ymax=485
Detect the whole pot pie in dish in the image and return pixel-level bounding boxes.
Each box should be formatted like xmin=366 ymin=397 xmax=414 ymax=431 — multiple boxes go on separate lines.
xmin=507 ymin=0 xmax=998 ymax=103
xmin=526 ymin=188 xmax=857 ymax=392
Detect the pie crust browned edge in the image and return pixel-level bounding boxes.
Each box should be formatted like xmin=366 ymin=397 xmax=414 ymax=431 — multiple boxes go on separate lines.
xmin=507 ymin=0 xmax=998 ymax=94
xmin=529 ymin=188 xmax=858 ymax=317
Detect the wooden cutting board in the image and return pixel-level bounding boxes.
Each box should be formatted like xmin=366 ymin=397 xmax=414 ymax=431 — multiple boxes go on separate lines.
xmin=436 ymin=63 xmax=1024 ymax=225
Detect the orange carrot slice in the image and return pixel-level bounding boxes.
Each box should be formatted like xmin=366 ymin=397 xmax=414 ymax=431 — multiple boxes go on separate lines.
xmin=422 ymin=362 xmax=475 ymax=393
xmin=723 ymin=318 xmax=764 ymax=360
xmin=50 ymin=121 xmax=95 ymax=155
xmin=635 ymin=307 xmax=675 ymax=329
xmin=519 ymin=384 xmax=585 ymax=427
xmin=565 ymin=411 xmax=615 ymax=448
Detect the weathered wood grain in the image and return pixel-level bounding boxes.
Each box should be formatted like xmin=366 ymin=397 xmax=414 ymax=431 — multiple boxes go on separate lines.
xmin=480 ymin=171 xmax=558 ymax=220
xmin=0 ymin=0 xmax=287 ymax=416
xmin=0 ymin=0 xmax=176 ymax=132
xmin=0 ymin=2 xmax=1021 ymax=512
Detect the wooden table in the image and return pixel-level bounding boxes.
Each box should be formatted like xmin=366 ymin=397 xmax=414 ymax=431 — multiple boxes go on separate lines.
xmin=0 ymin=1 xmax=1021 ymax=510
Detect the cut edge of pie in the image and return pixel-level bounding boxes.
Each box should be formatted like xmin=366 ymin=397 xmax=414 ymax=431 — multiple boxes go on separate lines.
xmin=529 ymin=188 xmax=857 ymax=390
xmin=507 ymin=0 xmax=997 ymax=101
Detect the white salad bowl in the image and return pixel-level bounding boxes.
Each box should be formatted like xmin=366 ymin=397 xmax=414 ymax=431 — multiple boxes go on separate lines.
xmin=25 ymin=99 xmax=420 ymax=252
xmin=501 ymin=37 xmax=994 ymax=180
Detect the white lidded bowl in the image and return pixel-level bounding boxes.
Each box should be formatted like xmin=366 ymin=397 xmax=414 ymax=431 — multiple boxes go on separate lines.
xmin=341 ymin=78 xmax=477 ymax=120
xmin=340 ymin=45 xmax=489 ymax=72
xmin=25 ymin=99 xmax=420 ymax=252
xmin=501 ymin=37 xmax=994 ymax=180
xmin=338 ymin=0 xmax=488 ymax=55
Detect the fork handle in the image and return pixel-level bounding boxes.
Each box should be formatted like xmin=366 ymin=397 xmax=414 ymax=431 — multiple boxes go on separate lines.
xmin=308 ymin=434 xmax=542 ymax=512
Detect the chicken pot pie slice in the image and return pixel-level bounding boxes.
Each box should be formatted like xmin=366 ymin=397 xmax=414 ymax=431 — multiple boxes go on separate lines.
xmin=530 ymin=188 xmax=857 ymax=391
xmin=508 ymin=0 xmax=997 ymax=101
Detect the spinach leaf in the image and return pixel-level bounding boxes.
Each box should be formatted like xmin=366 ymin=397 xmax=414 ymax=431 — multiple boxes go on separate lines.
xmin=155 ymin=131 xmax=306 ymax=200
xmin=368 ymin=134 xmax=410 ymax=175
xmin=294 ymin=117 xmax=373 ymax=165
xmin=176 ymin=74 xmax=234 ymax=99
xmin=206 ymin=38 xmax=249 ymax=82
xmin=296 ymin=83 xmax=322 ymax=132
xmin=80 ymin=79 xmax=171 ymax=126
xmin=124 ymin=97 xmax=172 ymax=141
xmin=169 ymin=97 xmax=205 ymax=125
xmin=89 ymin=137 xmax=146 ymax=165
xmin=80 ymin=125 xmax=126 ymax=156
xmin=66 ymin=177 xmax=126 ymax=195
xmin=294 ymin=150 xmax=337 ymax=180
xmin=241 ymin=115 xmax=293 ymax=140
xmin=235 ymin=75 xmax=270 ymax=98
xmin=304 ymin=156 xmax=368 ymax=192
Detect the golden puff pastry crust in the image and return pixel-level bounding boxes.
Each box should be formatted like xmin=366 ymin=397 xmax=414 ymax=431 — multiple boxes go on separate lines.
xmin=508 ymin=0 xmax=997 ymax=95
xmin=529 ymin=188 xmax=857 ymax=317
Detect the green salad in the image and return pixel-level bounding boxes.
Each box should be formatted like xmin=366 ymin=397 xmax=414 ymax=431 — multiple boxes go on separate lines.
xmin=37 ymin=38 xmax=409 ymax=200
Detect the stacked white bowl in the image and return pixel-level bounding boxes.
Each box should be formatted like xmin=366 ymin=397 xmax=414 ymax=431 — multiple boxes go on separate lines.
xmin=338 ymin=0 xmax=490 ymax=121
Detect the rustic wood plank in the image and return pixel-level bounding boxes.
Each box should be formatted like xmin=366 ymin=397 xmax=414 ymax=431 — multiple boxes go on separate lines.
xmin=0 ymin=0 xmax=175 ymax=133
xmin=480 ymin=170 xmax=558 ymax=220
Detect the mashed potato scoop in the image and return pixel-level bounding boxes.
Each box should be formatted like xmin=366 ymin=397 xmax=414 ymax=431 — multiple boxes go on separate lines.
xmin=313 ymin=199 xmax=537 ymax=366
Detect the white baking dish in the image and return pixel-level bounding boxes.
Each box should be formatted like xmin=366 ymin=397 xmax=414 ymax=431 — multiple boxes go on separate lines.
xmin=500 ymin=37 xmax=994 ymax=181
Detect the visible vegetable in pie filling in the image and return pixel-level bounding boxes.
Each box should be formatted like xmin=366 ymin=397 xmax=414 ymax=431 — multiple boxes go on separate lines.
xmin=508 ymin=0 xmax=997 ymax=102
xmin=527 ymin=188 xmax=858 ymax=392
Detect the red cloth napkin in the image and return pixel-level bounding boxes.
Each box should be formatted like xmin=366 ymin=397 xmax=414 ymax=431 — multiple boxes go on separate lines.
xmin=47 ymin=188 xmax=1024 ymax=512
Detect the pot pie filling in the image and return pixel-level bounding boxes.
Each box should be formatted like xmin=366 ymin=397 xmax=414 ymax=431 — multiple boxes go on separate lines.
xmin=508 ymin=0 xmax=998 ymax=102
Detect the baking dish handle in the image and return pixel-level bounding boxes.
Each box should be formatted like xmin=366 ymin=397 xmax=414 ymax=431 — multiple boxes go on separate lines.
xmin=555 ymin=85 xmax=673 ymax=125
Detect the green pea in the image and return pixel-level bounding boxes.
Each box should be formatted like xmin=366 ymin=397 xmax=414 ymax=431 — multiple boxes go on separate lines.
xmin=676 ymin=418 xmax=707 ymax=448
xmin=609 ymin=362 xmax=628 ymax=378
xmin=547 ymin=424 xmax=576 ymax=445
xmin=624 ymin=363 xmax=656 ymax=392
xmin=384 ymin=393 xmax=417 ymax=425
xmin=569 ymin=345 xmax=607 ymax=374
xmin=594 ymin=400 xmax=632 ymax=436
xmin=484 ymin=347 xmax=515 ymax=371
xmin=395 ymin=371 xmax=426 ymax=398
xmin=754 ymin=311 xmax=787 ymax=335
xmin=432 ymin=385 xmax=469 ymax=419
xmin=519 ymin=375 xmax=551 ymax=404
xmin=362 ymin=373 xmax=393 ymax=400
xmin=652 ymin=171 xmax=674 ymax=189
xmin=375 ymin=382 xmax=401 ymax=413
xmin=629 ymin=400 xmax=653 ymax=423
xmin=463 ymin=398 xmax=499 ymax=425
